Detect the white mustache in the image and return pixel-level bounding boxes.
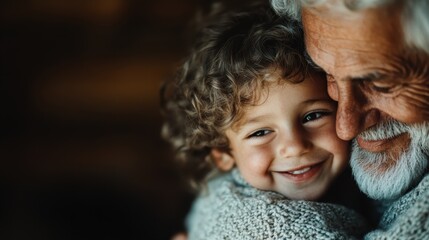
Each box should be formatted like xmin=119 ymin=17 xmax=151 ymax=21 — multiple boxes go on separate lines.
xmin=358 ymin=119 xmax=409 ymax=141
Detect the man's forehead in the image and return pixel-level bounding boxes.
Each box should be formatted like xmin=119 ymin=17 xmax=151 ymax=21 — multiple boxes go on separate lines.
xmin=301 ymin=0 xmax=357 ymax=18
xmin=302 ymin=3 xmax=405 ymax=70
xmin=301 ymin=0 xmax=405 ymax=29
xmin=301 ymin=0 xmax=401 ymax=15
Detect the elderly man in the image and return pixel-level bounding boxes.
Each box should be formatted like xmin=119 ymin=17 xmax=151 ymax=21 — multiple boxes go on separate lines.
xmin=271 ymin=0 xmax=429 ymax=238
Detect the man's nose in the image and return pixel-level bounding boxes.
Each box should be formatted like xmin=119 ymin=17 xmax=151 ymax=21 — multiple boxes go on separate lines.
xmin=278 ymin=128 xmax=311 ymax=158
xmin=335 ymin=83 xmax=379 ymax=140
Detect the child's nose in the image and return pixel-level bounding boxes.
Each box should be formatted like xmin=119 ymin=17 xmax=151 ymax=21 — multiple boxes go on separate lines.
xmin=277 ymin=128 xmax=311 ymax=158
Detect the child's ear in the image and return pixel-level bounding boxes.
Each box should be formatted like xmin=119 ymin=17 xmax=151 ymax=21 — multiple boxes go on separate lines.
xmin=211 ymin=148 xmax=235 ymax=171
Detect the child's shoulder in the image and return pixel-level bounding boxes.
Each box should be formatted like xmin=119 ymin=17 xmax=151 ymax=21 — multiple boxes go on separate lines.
xmin=186 ymin=168 xmax=369 ymax=240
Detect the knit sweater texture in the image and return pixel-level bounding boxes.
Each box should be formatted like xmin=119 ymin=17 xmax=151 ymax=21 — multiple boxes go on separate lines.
xmin=365 ymin=173 xmax=429 ymax=239
xmin=186 ymin=169 xmax=368 ymax=240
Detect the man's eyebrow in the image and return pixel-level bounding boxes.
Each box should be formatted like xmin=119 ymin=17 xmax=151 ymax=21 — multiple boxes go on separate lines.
xmin=350 ymin=72 xmax=388 ymax=82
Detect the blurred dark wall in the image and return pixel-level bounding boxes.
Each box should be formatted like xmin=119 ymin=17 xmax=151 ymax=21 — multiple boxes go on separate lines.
xmin=0 ymin=1 xmax=202 ymax=239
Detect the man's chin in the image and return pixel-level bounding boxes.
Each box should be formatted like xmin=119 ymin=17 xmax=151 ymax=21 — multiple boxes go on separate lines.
xmin=351 ymin=150 xmax=401 ymax=200
xmin=351 ymin=141 xmax=428 ymax=200
xmin=350 ymin=121 xmax=429 ymax=200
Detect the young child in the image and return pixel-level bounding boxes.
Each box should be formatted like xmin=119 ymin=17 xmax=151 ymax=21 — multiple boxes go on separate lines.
xmin=162 ymin=2 xmax=368 ymax=239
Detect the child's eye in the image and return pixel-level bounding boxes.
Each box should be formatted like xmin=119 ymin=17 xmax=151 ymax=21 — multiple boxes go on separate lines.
xmin=248 ymin=129 xmax=272 ymax=138
xmin=302 ymin=111 xmax=331 ymax=123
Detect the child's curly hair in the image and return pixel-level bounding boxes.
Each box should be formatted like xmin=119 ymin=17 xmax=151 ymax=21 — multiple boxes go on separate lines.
xmin=161 ymin=2 xmax=319 ymax=189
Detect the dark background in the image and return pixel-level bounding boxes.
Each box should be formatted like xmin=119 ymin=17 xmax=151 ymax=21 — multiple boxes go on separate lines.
xmin=0 ymin=0 xmax=222 ymax=239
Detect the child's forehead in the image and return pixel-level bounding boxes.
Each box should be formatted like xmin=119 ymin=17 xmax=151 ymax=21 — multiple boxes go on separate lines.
xmin=258 ymin=66 xmax=312 ymax=86
xmin=229 ymin=80 xmax=289 ymax=128
xmin=230 ymin=73 xmax=324 ymax=127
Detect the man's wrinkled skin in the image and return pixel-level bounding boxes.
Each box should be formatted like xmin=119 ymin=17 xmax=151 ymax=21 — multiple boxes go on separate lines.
xmin=302 ymin=4 xmax=429 ymax=150
xmin=301 ymin=1 xmax=429 ymax=203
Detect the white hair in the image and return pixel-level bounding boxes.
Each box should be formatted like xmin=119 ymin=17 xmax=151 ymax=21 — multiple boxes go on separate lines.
xmin=270 ymin=0 xmax=429 ymax=53
xmin=270 ymin=0 xmax=302 ymax=20
xmin=403 ymin=0 xmax=429 ymax=53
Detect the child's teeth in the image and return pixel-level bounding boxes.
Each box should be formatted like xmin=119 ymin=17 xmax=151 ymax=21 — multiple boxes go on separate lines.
xmin=289 ymin=167 xmax=311 ymax=175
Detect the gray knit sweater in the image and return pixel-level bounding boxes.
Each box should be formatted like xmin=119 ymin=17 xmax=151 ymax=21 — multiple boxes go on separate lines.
xmin=365 ymin=173 xmax=429 ymax=239
xmin=186 ymin=169 xmax=368 ymax=240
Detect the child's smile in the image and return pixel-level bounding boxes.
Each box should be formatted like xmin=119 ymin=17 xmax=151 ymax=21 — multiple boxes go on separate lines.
xmin=275 ymin=160 xmax=325 ymax=182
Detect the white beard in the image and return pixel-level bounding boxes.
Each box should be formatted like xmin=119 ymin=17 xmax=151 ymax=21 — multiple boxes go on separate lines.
xmin=350 ymin=120 xmax=429 ymax=200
